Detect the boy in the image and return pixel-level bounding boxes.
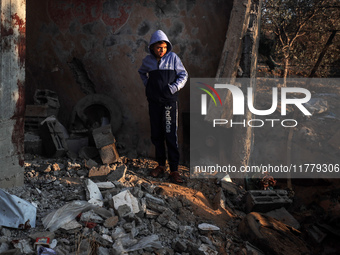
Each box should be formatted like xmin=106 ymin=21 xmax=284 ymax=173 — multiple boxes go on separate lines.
xmin=138 ymin=30 xmax=188 ymax=183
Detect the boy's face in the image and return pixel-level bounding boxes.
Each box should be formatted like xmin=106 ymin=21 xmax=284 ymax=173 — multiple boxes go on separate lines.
xmin=153 ymin=42 xmax=167 ymax=59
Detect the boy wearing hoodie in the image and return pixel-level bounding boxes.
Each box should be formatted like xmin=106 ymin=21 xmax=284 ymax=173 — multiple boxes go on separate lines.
xmin=138 ymin=30 xmax=188 ymax=183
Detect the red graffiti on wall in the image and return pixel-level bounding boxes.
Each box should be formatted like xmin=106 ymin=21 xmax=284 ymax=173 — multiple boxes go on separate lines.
xmin=102 ymin=5 xmax=131 ymax=33
xmin=72 ymin=0 xmax=103 ymax=24
xmin=47 ymin=0 xmax=131 ymax=33
xmin=12 ymin=13 xmax=26 ymax=34
xmin=11 ymin=13 xmax=26 ymax=68
xmin=47 ymin=1 xmax=73 ymax=31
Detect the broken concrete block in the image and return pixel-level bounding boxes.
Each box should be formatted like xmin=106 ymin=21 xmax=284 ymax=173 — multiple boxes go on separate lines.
xmin=265 ymin=207 xmax=300 ymax=230
xmin=99 ymin=143 xmax=120 ymax=164
xmin=199 ymin=244 xmax=218 ymax=255
xmin=198 ymin=223 xmax=220 ymax=234
xmin=146 ymin=209 xmax=160 ymax=219
xmin=107 ymin=165 xmax=127 ymax=182
xmin=104 ymin=216 xmax=119 ymax=229
xmin=238 ymin=212 xmax=309 ymax=255
xmin=112 ymin=190 xmax=140 ymax=215
xmin=167 ymin=220 xmax=178 ymax=231
xmin=25 ymin=105 xmax=56 ymax=118
xmin=174 ymin=240 xmax=187 ymax=252
xmin=117 ymin=204 xmax=132 ymax=218
xmin=88 ymin=165 xmax=114 ymax=180
xmin=85 ymin=179 xmax=104 ymax=207
xmin=12 ymin=239 xmax=34 ymax=255
xmin=80 ymin=210 xmax=104 ymax=223
xmin=92 ymin=125 xmax=116 ymax=149
xmin=40 ymin=118 xmax=68 ymax=157
xmin=60 ymin=219 xmax=82 ymax=233
xmin=95 ymin=182 xmax=115 ymax=189
xmin=157 ymin=208 xmax=174 ymax=226
xmin=145 ymin=193 xmax=165 ymax=205
xmin=34 ymin=89 xmax=60 ymax=109
xmin=245 ymin=190 xmax=292 ymax=213
xmin=221 ymin=180 xmax=239 ymax=196
xmin=146 ymin=200 xmax=167 ymax=213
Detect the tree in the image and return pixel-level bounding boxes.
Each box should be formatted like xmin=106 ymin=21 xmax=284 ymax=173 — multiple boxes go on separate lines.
xmin=261 ymin=0 xmax=339 ymax=79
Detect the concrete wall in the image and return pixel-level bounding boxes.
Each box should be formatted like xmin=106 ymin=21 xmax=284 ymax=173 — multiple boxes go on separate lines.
xmin=26 ymin=0 xmax=233 ymax=162
xmin=0 ymin=0 xmax=25 ymax=188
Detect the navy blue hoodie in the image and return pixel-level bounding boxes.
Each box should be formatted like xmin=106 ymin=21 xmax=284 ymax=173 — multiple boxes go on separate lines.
xmin=138 ymin=30 xmax=188 ymax=103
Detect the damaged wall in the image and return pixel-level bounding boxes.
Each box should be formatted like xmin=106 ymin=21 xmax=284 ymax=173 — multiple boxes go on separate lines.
xmin=26 ymin=0 xmax=233 ymax=161
xmin=0 ymin=0 xmax=26 ymax=188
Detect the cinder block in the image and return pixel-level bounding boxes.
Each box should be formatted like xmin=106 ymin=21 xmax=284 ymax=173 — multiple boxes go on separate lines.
xmin=92 ymin=125 xmax=116 ymax=149
xmin=245 ymin=190 xmax=292 ymax=213
xmin=25 ymin=105 xmax=58 ymax=118
xmin=99 ymin=144 xmax=119 ymax=164
xmin=34 ymin=89 xmax=60 ymax=109
xmin=40 ymin=120 xmax=67 ymax=157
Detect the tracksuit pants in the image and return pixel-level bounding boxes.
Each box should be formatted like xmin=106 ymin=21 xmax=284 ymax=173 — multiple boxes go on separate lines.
xmin=148 ymin=100 xmax=179 ymax=172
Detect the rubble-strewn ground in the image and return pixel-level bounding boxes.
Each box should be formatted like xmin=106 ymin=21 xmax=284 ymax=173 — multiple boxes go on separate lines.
xmin=1 ymin=151 xmax=340 ymax=255
xmin=1 ymin=156 xmax=245 ymax=255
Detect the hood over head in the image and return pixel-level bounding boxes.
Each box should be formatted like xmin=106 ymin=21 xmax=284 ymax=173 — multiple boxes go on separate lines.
xmin=149 ymin=30 xmax=172 ymax=55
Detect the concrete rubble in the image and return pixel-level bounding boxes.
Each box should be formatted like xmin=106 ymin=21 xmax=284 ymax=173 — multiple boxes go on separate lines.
xmin=1 ymin=154 xmax=339 ymax=254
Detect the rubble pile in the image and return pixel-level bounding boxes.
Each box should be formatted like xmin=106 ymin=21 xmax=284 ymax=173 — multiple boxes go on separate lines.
xmin=0 ymin=156 xmax=247 ymax=255
xmin=1 ymin=155 xmax=340 ymax=255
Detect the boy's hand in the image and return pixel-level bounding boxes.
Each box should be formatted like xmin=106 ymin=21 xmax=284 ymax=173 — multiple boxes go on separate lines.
xmin=168 ymin=84 xmax=178 ymax=94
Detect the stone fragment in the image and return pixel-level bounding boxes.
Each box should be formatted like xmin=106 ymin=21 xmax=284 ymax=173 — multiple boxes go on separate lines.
xmin=96 ymin=182 xmax=115 ymax=189
xmin=60 ymin=219 xmax=82 ymax=233
xmin=112 ymin=190 xmax=140 ymax=214
xmin=80 ymin=210 xmax=104 ymax=223
xmin=99 ymin=144 xmax=120 ymax=164
xmin=1 ymin=228 xmax=12 ymax=237
xmin=104 ymin=216 xmax=119 ymax=228
xmin=145 ymin=193 xmax=165 ymax=205
xmin=174 ymin=240 xmax=187 ymax=252
xmin=167 ymin=220 xmax=178 ymax=231
xmin=88 ymin=165 xmax=114 ymax=180
xmin=146 ymin=200 xmax=167 ymax=213
xmin=199 ymin=244 xmax=218 ymax=255
xmin=94 ymin=207 xmax=114 ymax=219
xmin=265 ymin=207 xmax=300 ymax=230
xmin=157 ymin=208 xmax=174 ymax=226
xmin=97 ymin=246 xmax=111 ymax=255
xmin=238 ymin=212 xmax=310 ymax=255
xmin=146 ymin=209 xmax=160 ymax=219
xmin=13 ymin=239 xmax=34 ymax=254
xmin=107 ymin=164 xmax=127 ymax=182
xmin=85 ymin=179 xmax=104 ymax=207
xmin=198 ymin=223 xmax=220 ymax=234
xmin=117 ymin=204 xmax=132 ymax=218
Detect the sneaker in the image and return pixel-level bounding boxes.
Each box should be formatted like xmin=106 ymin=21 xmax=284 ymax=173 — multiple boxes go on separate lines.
xmin=169 ymin=171 xmax=183 ymax=184
xmin=150 ymin=165 xmax=165 ymax=177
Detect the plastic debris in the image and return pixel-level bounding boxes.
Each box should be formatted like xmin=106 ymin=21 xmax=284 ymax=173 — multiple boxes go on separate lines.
xmin=42 ymin=201 xmax=96 ymax=231
xmin=37 ymin=246 xmax=57 ymax=255
xmin=0 ymin=188 xmax=37 ymax=228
